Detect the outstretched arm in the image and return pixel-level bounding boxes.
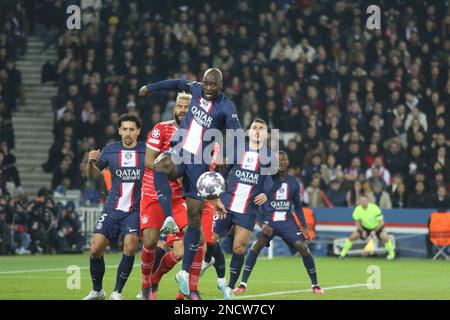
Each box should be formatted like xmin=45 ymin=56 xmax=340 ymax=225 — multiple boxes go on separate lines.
xmin=139 ymin=80 xmax=192 ymax=96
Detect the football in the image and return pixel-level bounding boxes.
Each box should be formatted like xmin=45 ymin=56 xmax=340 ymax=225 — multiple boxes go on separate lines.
xmin=196 ymin=171 xmax=226 ymax=200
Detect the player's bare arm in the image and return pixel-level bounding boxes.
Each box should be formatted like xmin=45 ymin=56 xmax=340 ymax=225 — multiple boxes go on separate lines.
xmin=145 ymin=147 xmax=159 ymax=170
xmin=86 ymin=149 xmax=101 ymax=180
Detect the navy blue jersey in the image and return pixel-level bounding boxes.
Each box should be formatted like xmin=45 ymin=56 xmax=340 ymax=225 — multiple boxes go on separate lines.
xmin=95 ymin=141 xmax=146 ymax=213
xmin=220 ymin=144 xmax=279 ymax=215
xmin=146 ymin=80 xmax=242 ymax=158
xmin=262 ymin=174 xmax=307 ymax=226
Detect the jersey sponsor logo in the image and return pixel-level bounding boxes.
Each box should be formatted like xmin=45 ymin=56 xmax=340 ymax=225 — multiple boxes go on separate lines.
xmin=191 ymin=106 xmax=213 ymax=128
xmin=235 ymin=170 xmax=259 ymax=184
xmin=151 ymin=129 xmax=161 ymax=138
xmin=115 ymin=169 xmax=142 ymax=181
xmin=270 ymin=200 xmax=291 ymax=211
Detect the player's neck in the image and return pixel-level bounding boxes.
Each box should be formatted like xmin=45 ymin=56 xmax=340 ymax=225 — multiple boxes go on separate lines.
xmin=249 ymin=141 xmax=264 ymax=150
xmin=122 ymin=141 xmax=137 ymax=149
xmin=280 ymin=171 xmax=287 ymax=178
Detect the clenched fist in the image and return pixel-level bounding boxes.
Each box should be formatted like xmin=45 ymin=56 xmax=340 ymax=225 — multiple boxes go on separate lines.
xmin=88 ymin=149 xmax=100 ymax=164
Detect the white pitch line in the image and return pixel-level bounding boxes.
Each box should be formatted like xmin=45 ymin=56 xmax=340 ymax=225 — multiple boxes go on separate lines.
xmin=233 ymin=283 xmax=368 ymax=299
xmin=0 ymin=264 xmax=141 ymax=275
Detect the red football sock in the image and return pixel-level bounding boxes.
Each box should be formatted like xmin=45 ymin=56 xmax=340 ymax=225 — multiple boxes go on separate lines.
xmin=152 ymin=251 xmax=180 ymax=284
xmin=141 ymin=245 xmax=155 ymax=289
xmin=189 ymin=244 xmax=205 ymax=292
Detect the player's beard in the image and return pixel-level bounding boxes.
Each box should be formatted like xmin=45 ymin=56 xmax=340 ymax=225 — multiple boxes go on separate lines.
xmin=175 ymin=113 xmax=185 ymax=125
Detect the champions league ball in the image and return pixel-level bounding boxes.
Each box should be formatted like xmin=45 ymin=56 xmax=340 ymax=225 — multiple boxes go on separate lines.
xmin=197 ymin=171 xmax=225 ymax=200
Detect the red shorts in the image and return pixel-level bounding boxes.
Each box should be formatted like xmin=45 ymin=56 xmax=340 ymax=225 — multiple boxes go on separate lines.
xmin=166 ymin=201 xmax=215 ymax=246
xmin=140 ymin=196 xmax=187 ymax=232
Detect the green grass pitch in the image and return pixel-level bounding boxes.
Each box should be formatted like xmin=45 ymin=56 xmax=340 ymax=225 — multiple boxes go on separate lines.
xmin=0 ymin=253 xmax=449 ymax=300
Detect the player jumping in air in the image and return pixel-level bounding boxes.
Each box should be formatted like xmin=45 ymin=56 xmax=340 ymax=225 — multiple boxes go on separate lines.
xmin=139 ymin=68 xmax=242 ymax=297
xmin=233 ymin=151 xmax=324 ymax=295
xmin=203 ymin=118 xmax=282 ymax=300
xmin=139 ymin=92 xmax=215 ymax=300
xmin=83 ymin=113 xmax=146 ymax=300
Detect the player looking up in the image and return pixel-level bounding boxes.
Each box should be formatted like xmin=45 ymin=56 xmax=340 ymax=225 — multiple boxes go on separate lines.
xmin=83 ymin=113 xmax=146 ymax=300
xmin=234 ymin=151 xmax=324 ymax=295
xmin=139 ymin=68 xmax=242 ymax=296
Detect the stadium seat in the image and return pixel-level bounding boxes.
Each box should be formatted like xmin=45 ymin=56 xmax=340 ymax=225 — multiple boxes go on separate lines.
xmin=429 ymin=212 xmax=450 ymax=260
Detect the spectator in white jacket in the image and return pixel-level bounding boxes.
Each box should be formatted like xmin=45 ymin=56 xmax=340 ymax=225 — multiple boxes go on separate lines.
xmin=365 ymin=156 xmax=391 ymax=186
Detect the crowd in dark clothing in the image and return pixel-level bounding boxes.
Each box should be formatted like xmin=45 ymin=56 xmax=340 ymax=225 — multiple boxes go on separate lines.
xmin=0 ymin=190 xmax=85 ymax=255
xmin=0 ymin=1 xmax=26 ymax=195
xmin=34 ymin=0 xmax=450 ymax=209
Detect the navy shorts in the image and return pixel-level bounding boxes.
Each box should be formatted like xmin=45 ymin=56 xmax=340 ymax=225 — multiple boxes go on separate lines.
xmin=213 ymin=211 xmax=256 ymax=237
xmin=170 ymin=147 xmax=210 ymax=201
xmin=94 ymin=209 xmax=140 ymax=242
xmin=257 ymin=215 xmax=304 ymax=247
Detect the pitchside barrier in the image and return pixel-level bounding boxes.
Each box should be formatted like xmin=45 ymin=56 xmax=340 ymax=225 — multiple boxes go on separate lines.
xmin=78 ymin=206 xmax=444 ymax=258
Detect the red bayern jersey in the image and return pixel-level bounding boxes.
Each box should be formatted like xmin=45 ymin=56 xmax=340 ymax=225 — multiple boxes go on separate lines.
xmin=142 ymin=120 xmax=183 ymax=200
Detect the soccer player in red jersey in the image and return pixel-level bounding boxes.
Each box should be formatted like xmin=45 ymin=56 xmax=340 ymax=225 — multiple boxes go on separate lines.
xmin=140 ymin=92 xmax=212 ymax=300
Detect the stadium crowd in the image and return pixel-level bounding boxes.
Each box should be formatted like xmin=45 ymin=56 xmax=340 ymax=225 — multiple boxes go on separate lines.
xmin=0 ymin=1 xmax=26 ymax=196
xmin=42 ymin=0 xmax=449 ymax=210
xmin=0 ymin=190 xmax=86 ymax=255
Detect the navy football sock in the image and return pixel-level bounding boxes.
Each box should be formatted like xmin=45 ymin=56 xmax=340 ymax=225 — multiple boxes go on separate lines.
xmin=90 ymin=256 xmax=105 ymax=292
xmin=301 ymin=254 xmax=318 ymax=286
xmin=228 ymin=252 xmax=245 ymax=289
xmin=181 ymin=226 xmax=201 ymax=272
xmin=152 ymin=247 xmax=167 ymax=274
xmin=241 ymin=249 xmax=258 ymax=284
xmin=213 ymin=243 xmax=226 ymax=278
xmin=114 ymin=254 xmax=135 ymax=293
xmin=153 ymin=171 xmax=173 ymax=218
xmin=204 ymin=243 xmax=217 ymax=264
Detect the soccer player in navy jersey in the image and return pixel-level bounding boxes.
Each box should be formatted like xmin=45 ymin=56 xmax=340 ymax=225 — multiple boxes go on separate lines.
xmin=139 ymin=68 xmax=242 ymax=296
xmin=202 ymin=118 xmax=282 ymax=300
xmin=83 ymin=113 xmax=146 ymax=300
xmin=234 ymin=151 xmax=324 ymax=295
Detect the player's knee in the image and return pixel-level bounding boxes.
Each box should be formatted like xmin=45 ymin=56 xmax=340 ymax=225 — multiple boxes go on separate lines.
xmin=251 ymin=240 xmax=265 ymax=253
xmin=295 ymin=241 xmax=310 ymax=256
xmin=187 ymin=214 xmax=202 ymax=228
xmin=90 ymin=245 xmax=103 ymax=259
xmin=123 ymin=242 xmax=138 ymax=256
xmin=232 ymin=243 xmax=246 ymax=255
xmin=143 ymin=237 xmax=157 ymax=250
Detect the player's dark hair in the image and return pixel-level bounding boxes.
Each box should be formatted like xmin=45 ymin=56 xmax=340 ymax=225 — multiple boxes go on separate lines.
xmin=117 ymin=113 xmax=142 ymax=129
xmin=251 ymin=118 xmax=268 ymax=128
xmin=277 ymin=150 xmax=289 ymax=160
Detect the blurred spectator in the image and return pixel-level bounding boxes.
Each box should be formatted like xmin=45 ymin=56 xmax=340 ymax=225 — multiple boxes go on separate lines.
xmin=370 ymin=181 xmax=393 ymax=209
xmin=326 ymin=179 xmax=347 ymax=207
xmin=408 ymin=182 xmax=433 ymax=208
xmin=433 ymin=186 xmax=450 ymax=211
xmin=31 ymin=0 xmax=449 ymax=210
